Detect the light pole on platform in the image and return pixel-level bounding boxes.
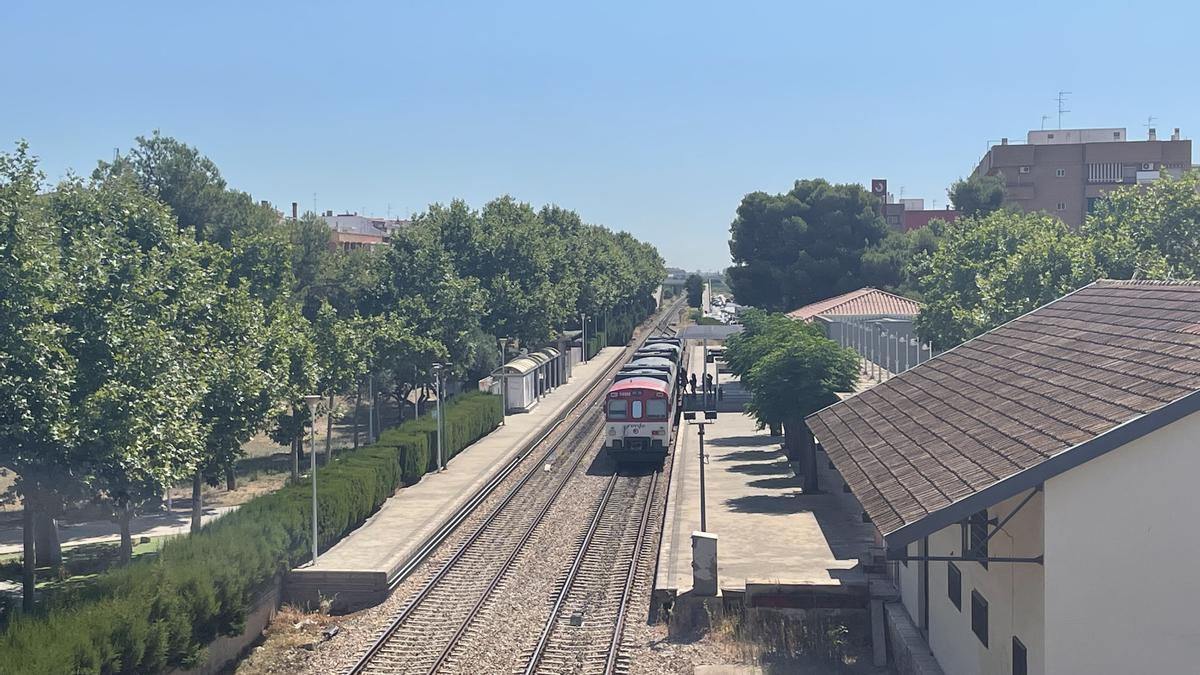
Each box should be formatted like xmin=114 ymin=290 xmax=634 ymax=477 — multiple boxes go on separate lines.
xmin=303 ymin=394 xmax=322 ymax=565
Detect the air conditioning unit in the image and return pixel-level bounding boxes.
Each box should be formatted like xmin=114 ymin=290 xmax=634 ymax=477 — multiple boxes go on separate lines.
xmin=1019 ymin=166 xmax=1031 ymax=174
xmin=1141 ymin=162 xmax=1155 ymax=171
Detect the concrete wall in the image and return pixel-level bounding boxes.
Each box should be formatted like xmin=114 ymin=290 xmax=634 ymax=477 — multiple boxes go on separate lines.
xmin=171 ymin=576 xmax=283 ymax=675
xmin=1043 ymin=411 xmax=1200 ymax=674
xmin=897 ymin=490 xmax=1044 ymax=675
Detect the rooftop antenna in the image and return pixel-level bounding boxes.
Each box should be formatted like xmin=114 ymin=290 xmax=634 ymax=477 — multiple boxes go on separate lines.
xmin=899 ymin=186 xmax=906 ymax=200
xmin=1056 ymin=91 xmax=1071 ymax=129
xmin=1144 ymin=115 xmax=1157 ymax=130
xmin=1040 ymin=115 xmax=1050 ymax=130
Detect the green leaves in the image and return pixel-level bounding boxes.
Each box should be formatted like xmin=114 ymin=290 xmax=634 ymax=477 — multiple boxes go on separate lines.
xmin=727 ymin=179 xmax=889 ymax=311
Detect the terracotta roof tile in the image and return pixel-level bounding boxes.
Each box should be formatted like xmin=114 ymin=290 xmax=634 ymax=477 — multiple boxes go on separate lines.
xmin=807 ymin=280 xmax=1200 ymax=547
xmin=787 ymin=287 xmax=921 ymax=321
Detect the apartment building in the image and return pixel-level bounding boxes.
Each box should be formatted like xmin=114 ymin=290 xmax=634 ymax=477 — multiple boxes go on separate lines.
xmin=320 ymin=211 xmax=410 ymax=252
xmin=973 ymin=127 xmax=1192 ymax=226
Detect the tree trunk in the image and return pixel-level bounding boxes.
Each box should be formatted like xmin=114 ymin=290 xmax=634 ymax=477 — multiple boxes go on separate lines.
xmin=22 ymin=503 xmax=36 ymax=612
xmin=769 ymin=422 xmax=782 ymax=437
xmin=190 ymin=471 xmax=203 ymax=534
xmin=801 ymin=425 xmax=819 ymax=494
xmin=325 ymin=392 xmax=334 ymax=462
xmin=34 ymin=510 xmax=62 ymax=567
xmin=291 ymin=438 xmax=300 ymax=482
xmin=352 ymin=384 xmax=362 ymax=450
xmin=225 ymin=464 xmax=236 ymax=491
xmin=781 ymin=419 xmax=800 ymax=463
xmin=118 ymin=505 xmax=134 ymax=566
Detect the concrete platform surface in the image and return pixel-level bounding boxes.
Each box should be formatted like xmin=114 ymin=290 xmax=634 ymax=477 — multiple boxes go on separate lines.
xmin=290 ymin=346 xmax=628 ymax=610
xmin=657 ymin=344 xmax=875 ymax=596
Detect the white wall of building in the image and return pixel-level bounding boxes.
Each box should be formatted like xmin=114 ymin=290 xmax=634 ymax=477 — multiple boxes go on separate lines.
xmin=1043 ymin=411 xmax=1200 ymax=674
xmin=897 ymin=490 xmax=1044 ymax=675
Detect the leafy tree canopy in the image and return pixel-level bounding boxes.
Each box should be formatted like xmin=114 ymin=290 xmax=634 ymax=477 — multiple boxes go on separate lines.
xmin=948 ymin=173 xmax=1007 ymax=218
xmin=727 ymin=179 xmax=888 ymax=311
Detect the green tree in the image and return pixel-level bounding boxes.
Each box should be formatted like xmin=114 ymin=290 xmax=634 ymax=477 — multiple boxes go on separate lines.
xmin=685 ymin=274 xmax=704 ymax=308
xmin=949 ymin=173 xmax=1007 ymax=218
xmin=725 ymin=311 xmax=858 ymax=492
xmin=913 ymin=210 xmax=1099 ymax=347
xmin=49 ymin=174 xmax=213 ymax=564
xmin=1083 ymin=169 xmax=1200 ymax=280
xmin=727 ymin=179 xmax=888 ymax=311
xmin=0 ymin=143 xmax=80 ymax=609
xmin=860 ymin=221 xmax=944 ymax=295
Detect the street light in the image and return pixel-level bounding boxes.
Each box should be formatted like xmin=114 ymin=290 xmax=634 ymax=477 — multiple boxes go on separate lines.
xmin=302 ymin=394 xmax=322 ymax=565
xmin=432 ymin=363 xmax=451 ymax=471
xmin=580 ymin=313 xmax=589 ymax=364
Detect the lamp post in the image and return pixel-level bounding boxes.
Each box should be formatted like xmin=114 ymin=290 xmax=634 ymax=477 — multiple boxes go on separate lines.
xmin=303 ymin=394 xmax=322 ymax=565
xmin=580 ymin=313 xmax=589 ymax=364
xmin=432 ymin=363 xmax=451 ymax=471
xmin=497 ymin=338 xmax=511 ymax=425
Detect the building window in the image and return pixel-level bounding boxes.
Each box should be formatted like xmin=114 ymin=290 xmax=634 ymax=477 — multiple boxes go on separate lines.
xmin=968 ymin=510 xmax=989 ymax=568
xmin=1013 ymin=637 xmax=1028 ymax=675
xmin=1113 ymin=131 xmax=1122 ymax=139
xmin=1056 ymin=202 xmax=1066 ymax=211
xmin=1056 ymin=168 xmax=1066 ymax=177
xmin=1087 ymin=197 xmax=1100 ymax=214
xmin=1018 ymin=166 xmax=1031 ymax=174
xmin=947 ymin=563 xmax=961 ymax=610
xmin=971 ymin=590 xmax=989 ymax=647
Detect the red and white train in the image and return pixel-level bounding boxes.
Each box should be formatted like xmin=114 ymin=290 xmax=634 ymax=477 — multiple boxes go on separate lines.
xmin=604 ymin=337 xmax=683 ymax=465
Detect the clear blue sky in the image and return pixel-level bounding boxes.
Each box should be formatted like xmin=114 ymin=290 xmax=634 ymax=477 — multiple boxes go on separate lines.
xmin=4 ymin=1 xmax=1197 ymax=271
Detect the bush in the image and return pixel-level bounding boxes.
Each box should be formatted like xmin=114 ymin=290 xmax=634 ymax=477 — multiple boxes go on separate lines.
xmin=0 ymin=394 xmax=501 ymax=674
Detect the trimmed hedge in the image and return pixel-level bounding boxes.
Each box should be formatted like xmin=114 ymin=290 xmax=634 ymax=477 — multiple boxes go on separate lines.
xmin=0 ymin=392 xmax=501 ymax=675
xmin=377 ymin=391 xmax=502 ymax=484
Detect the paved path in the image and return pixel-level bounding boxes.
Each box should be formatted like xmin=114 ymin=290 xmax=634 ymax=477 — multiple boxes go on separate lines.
xmin=289 ymin=346 xmax=629 ymax=609
xmin=657 ymin=343 xmax=876 ymax=595
xmin=0 ymin=506 xmax=236 ymax=556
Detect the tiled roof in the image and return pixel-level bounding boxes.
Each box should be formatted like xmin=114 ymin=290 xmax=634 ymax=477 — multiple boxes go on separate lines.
xmin=787 ymin=288 xmax=921 ymax=321
xmin=806 ymin=280 xmax=1200 ymax=549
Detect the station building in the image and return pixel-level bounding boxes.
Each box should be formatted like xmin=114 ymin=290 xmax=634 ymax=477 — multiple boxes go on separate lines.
xmin=788 ymin=287 xmax=925 ymax=369
xmin=807 ymin=280 xmax=1200 ymax=675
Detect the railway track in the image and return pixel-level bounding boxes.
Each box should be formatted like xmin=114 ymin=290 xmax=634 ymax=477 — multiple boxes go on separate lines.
xmin=522 ymin=470 xmax=659 ymax=675
xmin=348 ymin=300 xmax=684 ymax=675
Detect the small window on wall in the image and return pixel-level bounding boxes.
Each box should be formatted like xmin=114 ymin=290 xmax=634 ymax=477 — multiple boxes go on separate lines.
xmin=947 ymin=562 xmax=962 ymax=610
xmin=1056 ymin=168 xmax=1066 ymax=177
xmin=1056 ymin=202 xmax=1067 ymax=211
xmin=971 ymin=590 xmax=989 ymax=647
xmin=968 ymin=510 xmax=989 ymax=569
xmin=1013 ymin=637 xmax=1028 ymax=675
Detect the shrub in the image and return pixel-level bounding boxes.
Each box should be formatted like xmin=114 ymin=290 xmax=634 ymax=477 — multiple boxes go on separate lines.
xmin=0 ymin=394 xmax=501 ymax=674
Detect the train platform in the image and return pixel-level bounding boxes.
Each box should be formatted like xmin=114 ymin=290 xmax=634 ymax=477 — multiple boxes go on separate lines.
xmin=654 ymin=344 xmax=877 ymax=613
xmin=289 ymin=346 xmax=629 ymax=612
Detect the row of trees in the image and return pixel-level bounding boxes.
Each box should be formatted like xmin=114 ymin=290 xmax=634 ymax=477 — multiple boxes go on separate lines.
xmin=0 ymin=134 xmax=664 ymax=611
xmin=915 ymin=170 xmax=1200 ymax=346
xmin=726 ymin=169 xmax=1200 ymax=351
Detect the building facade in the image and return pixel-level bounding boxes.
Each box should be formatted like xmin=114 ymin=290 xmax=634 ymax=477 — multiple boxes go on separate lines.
xmin=808 ymin=280 xmax=1200 ymax=674
xmin=320 ymin=211 xmax=410 ymax=252
xmin=973 ymin=127 xmax=1192 ymax=227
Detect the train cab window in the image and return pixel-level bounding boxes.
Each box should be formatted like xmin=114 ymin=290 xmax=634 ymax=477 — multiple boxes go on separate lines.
xmin=607 ymin=399 xmax=627 ymax=419
xmin=646 ymin=399 xmax=668 ymax=419
xmin=631 ymin=400 xmax=643 ymax=419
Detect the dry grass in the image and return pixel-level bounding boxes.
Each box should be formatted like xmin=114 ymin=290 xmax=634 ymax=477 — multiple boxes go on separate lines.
xmin=236 ymin=601 xmax=340 ymax=675
xmin=705 ymin=608 xmax=882 ymax=674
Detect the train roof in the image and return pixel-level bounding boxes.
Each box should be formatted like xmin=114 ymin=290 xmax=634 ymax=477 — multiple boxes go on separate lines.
xmin=615 ymin=369 xmax=670 ymax=381
xmin=629 ymin=356 xmax=674 ymax=366
xmin=607 ymin=377 xmax=671 ymax=394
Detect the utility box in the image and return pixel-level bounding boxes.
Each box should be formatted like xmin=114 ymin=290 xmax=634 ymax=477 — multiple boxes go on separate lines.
xmin=691 ymin=531 xmax=719 ymax=596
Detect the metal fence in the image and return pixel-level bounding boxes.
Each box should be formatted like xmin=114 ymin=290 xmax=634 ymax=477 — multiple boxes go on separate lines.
xmin=831 ymin=316 xmax=935 ymax=382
